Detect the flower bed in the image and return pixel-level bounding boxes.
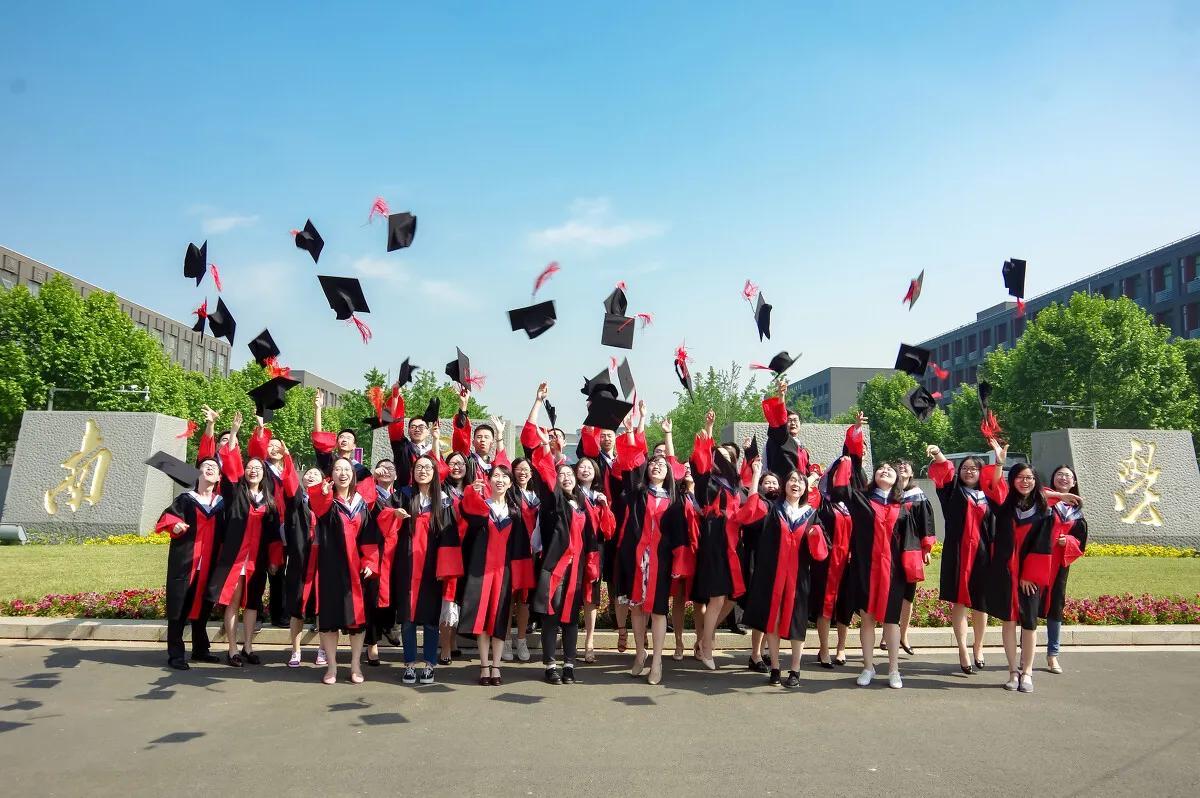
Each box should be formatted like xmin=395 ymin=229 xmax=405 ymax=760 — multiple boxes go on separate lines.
xmin=82 ymin=533 xmax=169 ymax=546
xmin=1 ymin=588 xmax=167 ymax=619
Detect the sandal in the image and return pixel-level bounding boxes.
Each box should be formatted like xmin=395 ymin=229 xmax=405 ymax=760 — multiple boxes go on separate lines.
xmin=673 ymin=644 xmax=685 ymax=662
xmin=489 ymin=667 xmax=503 ymax=687
xmin=479 ymin=666 xmax=491 ymax=686
xmin=617 ymin=628 xmax=628 ymax=653
xmin=287 ymin=651 xmax=302 ymax=668
xmin=225 ymin=653 xmax=244 ymax=668
xmin=240 ymin=649 xmax=261 ymax=666
xmin=584 ymin=648 xmax=597 ymax=664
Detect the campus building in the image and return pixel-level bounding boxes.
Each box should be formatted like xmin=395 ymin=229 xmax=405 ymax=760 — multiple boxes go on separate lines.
xmin=290 ymin=370 xmax=350 ymax=408
xmin=1 ymin=244 xmax=233 ymax=377
xmin=791 ymin=367 xmax=896 ymax=420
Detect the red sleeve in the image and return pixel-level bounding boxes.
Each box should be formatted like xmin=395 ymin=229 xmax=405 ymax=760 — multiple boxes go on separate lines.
xmin=671 ymin=545 xmax=691 ymax=578
xmin=733 ymin=493 xmax=769 ymax=525
xmin=831 ymin=455 xmax=852 ymax=489
xmin=530 ymin=445 xmax=558 ymax=489
xmin=307 ymin=483 xmax=334 ymax=518
xmin=377 ymin=508 xmax=404 ymax=540
xmin=928 ymin=458 xmax=955 ymax=488
xmin=844 ymin=425 xmax=864 ymax=458
xmin=585 ymin=550 xmax=601 ymax=584
xmin=922 ymin=532 xmax=935 ymax=554
xmin=807 ymin=481 xmax=822 ymax=509
xmin=311 ymin=430 xmax=336 ymax=454
xmin=493 ymin=447 xmax=511 ymax=470
xmin=980 ymin=464 xmax=1007 ymax=504
xmin=668 ymin=455 xmax=687 ymax=481
xmin=597 ymin=504 xmax=616 ymax=539
xmin=198 ymin=433 xmax=215 ymax=460
xmin=281 ymin=454 xmax=300 ymax=499
xmin=436 ymin=543 xmax=464 ymax=579
xmin=388 ymin=389 xmax=405 ymax=421
xmin=1020 ymin=552 xmax=1053 ymax=587
xmin=615 ymin=435 xmax=647 ymax=472
xmin=520 ymin=421 xmax=543 ymax=450
xmin=739 ymin=459 xmax=753 ymax=489
xmin=1060 ymin=534 xmax=1085 ymax=567
xmin=388 ymin=420 xmax=407 ymax=442
xmin=220 ymin=442 xmax=244 ymax=483
xmin=452 ymin=412 xmax=471 ymax=456
xmin=460 ymin=486 xmax=489 ymax=518
xmin=359 ymin=544 xmax=380 ymax=576
xmin=634 ymin=430 xmax=648 ymax=455
xmin=580 ymin=426 xmax=600 ymax=458
xmin=157 ymin=512 xmax=186 ymax=536
xmin=248 ymin=427 xmax=270 ymax=461
xmin=357 ymin=476 xmax=377 ymax=508
xmin=436 ymin=456 xmax=449 ymax=481
xmin=690 ymin=435 xmax=714 ymax=476
xmin=807 ymin=524 xmax=829 ymax=561
xmin=762 ymin=396 xmax=787 ymax=428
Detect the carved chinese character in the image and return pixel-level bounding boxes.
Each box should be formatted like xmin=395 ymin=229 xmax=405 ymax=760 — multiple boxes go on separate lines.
xmin=44 ymin=420 xmax=112 ymax=515
xmin=1114 ymin=438 xmax=1164 ymax=527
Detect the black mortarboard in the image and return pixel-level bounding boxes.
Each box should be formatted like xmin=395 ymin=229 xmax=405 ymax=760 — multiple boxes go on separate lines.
xmin=508 ymin=300 xmax=557 ymax=339
xmin=978 ymin=381 xmax=992 ymax=411
xmin=145 ymin=450 xmax=200 ymax=489
xmin=603 ymin=286 xmax=628 ymax=316
xmin=544 ymin=399 xmax=557 ymax=429
xmin=903 ymin=270 xmax=925 ymax=310
xmin=445 ymin=348 xmax=471 ymax=387
xmin=745 ymin=435 xmax=759 ymax=464
xmin=1002 ymin=259 xmax=1026 ymax=300
xmin=616 ymin=358 xmax=635 ymax=399
xmin=295 ymin=219 xmax=324 ymax=263
xmin=247 ymin=375 xmax=300 ymax=417
xmin=206 ymin=297 xmax=236 ymax=345
xmin=396 ymin=357 xmax=418 ymax=389
xmin=422 ymin=397 xmax=441 ymax=424
xmin=760 ymin=351 xmax=799 ymax=375
xmin=362 ymin=408 xmax=396 ymax=430
xmin=674 ymin=357 xmax=694 ymax=398
xmin=582 ymin=394 xmax=633 ymax=431
xmin=318 ymin=275 xmax=370 ymax=320
xmin=387 ymin=212 xmax=418 ymax=252
xmin=581 ymin=367 xmax=618 ymax=400
xmin=906 ymin=386 xmax=937 ymax=422
xmin=754 ymin=294 xmax=772 ymax=342
xmin=247 ymin=328 xmax=280 ymax=367
xmin=184 ymin=241 xmax=207 ymax=286
xmin=601 ymin=314 xmax=635 ymax=349
xmin=894 ymin=343 xmax=931 ymax=377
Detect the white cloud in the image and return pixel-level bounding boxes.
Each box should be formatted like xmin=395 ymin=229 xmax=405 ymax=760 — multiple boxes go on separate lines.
xmin=201 ymin=214 xmax=260 ymax=234
xmin=529 ymin=197 xmax=665 ymax=250
xmin=352 ymin=255 xmax=478 ymax=308
xmin=352 ymin=255 xmax=405 ymax=282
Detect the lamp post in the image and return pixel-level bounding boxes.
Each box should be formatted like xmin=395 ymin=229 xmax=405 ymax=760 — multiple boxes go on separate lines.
xmin=1041 ymin=402 xmax=1098 ymax=429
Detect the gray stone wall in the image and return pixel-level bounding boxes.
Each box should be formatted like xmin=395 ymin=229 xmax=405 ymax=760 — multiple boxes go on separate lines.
xmin=0 ymin=412 xmax=188 ymax=540
xmin=1032 ymin=428 xmax=1200 ymax=547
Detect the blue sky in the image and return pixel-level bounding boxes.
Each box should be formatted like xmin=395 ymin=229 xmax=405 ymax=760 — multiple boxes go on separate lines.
xmin=2 ymin=1 xmax=1198 ymax=426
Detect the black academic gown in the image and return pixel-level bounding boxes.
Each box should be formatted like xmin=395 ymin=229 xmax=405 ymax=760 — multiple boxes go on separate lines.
xmin=379 ymin=488 xmax=458 ymax=627
xmin=739 ymin=496 xmax=828 ymax=640
xmin=449 ymin=487 xmax=536 ymax=637
xmin=157 ymin=491 xmax=225 ymax=622
xmin=533 ymin=487 xmax=600 ymax=623
xmin=307 ymin=486 xmax=380 ymax=633
xmin=928 ymin=459 xmax=993 ymax=610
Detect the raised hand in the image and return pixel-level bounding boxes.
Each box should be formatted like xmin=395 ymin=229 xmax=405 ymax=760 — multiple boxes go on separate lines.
xmin=661 ymin=417 xmax=673 ymax=434
xmin=314 ymin=389 xmax=325 ymax=410
xmin=321 ymin=478 xmax=333 ymax=495
xmin=490 ymin=415 xmax=505 ymax=438
xmin=473 ymin=477 xmax=487 ymax=495
xmin=458 ymin=388 xmax=470 ymax=411
xmin=854 ymin=410 xmax=868 ymax=427
xmin=637 ymin=399 xmax=647 ymax=419
xmin=926 ymin=444 xmax=942 ymax=460
xmin=536 ymin=382 xmax=549 ymax=401
xmin=172 ymin=521 xmax=189 ymax=535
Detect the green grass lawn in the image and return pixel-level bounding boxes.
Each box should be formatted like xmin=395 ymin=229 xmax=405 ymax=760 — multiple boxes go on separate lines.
xmin=0 ymin=547 xmax=1197 ymax=603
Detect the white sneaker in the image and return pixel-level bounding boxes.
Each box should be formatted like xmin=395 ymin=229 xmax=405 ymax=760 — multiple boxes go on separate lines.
xmin=888 ymin=670 xmax=903 ymax=689
xmin=515 ymin=638 xmax=531 ymax=662
xmin=1018 ymin=673 xmax=1034 ymax=693
xmin=1004 ymin=671 xmax=1019 ymax=691
xmin=856 ymin=668 xmax=875 ymax=687
xmin=501 ymin=638 xmax=514 ymax=662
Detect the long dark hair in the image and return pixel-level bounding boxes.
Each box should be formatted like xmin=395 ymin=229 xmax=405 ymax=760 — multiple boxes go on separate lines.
xmin=957 ymin=455 xmax=984 ymax=485
xmin=330 ymin=456 xmax=359 ymax=500
xmin=1050 ymin=465 xmax=1080 ymax=496
xmin=404 ymin=454 xmax=443 ymax=521
xmin=510 ymin=456 xmax=535 ymax=491
xmin=1006 ymin=463 xmax=1048 ymax=513
xmin=488 ymin=463 xmax=522 ymax=509
xmin=645 ymin=453 xmax=677 ymax=504
xmin=872 ymin=461 xmax=905 ymax=504
xmin=895 ymin=458 xmax=915 ymax=490
xmin=241 ymin=457 xmax=278 ymax=517
xmin=574 ymin=456 xmax=599 ymax=490
xmin=557 ymin=461 xmax=586 ymax=504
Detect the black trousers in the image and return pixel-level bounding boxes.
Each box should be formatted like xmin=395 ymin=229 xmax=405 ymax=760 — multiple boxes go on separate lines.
xmin=167 ymin=580 xmax=213 ymax=661
xmin=267 ymin=569 xmax=286 ymax=624
xmin=541 ymin=614 xmax=578 ymax=666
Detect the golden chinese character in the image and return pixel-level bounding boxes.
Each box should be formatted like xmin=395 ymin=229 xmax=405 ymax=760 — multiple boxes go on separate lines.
xmin=44 ymin=420 xmax=112 ymax=515
xmin=1113 ymin=438 xmax=1164 ymax=527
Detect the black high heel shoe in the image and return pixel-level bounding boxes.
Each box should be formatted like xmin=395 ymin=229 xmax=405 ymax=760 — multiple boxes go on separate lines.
xmin=817 ymin=657 xmax=835 ymax=670
xmin=974 ymin=656 xmax=986 ymax=670
xmin=833 ymin=656 xmax=847 ymax=667
xmin=900 ymin=642 xmax=915 ymax=656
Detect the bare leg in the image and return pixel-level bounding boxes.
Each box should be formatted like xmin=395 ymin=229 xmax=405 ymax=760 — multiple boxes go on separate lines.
xmin=859 ymin=612 xmax=877 ymax=672
xmin=289 ymin=616 xmax=304 ymax=656
xmin=883 ymin=622 xmax=900 ymax=674
xmin=767 ymin=633 xmax=781 ymax=673
xmin=836 ymin=623 xmax=848 ymax=660
xmin=319 ymin=631 xmax=338 ymax=682
xmin=349 ymin=631 xmax=365 ymax=681
xmin=648 ymin=613 xmax=667 ymax=683
xmin=1020 ymin=627 xmax=1036 ymax=675
xmin=222 ymin=578 xmax=245 ymax=657
xmin=971 ymin=610 xmax=988 ymax=663
xmin=951 ymin=603 xmax=970 ymax=668
xmin=583 ymin=603 xmax=598 ymax=659
xmin=899 ymin=599 xmax=913 ymax=647
xmin=816 ymin=617 xmax=831 ymax=662
xmin=476 ymin=633 xmax=490 ymax=681
xmin=242 ymin=606 xmax=258 ymax=655
xmin=630 ymin=608 xmax=648 ymax=675
xmin=698 ymin=596 xmax=725 ymax=666
xmin=751 ymin=628 xmax=765 ymax=662
xmin=1002 ymin=620 xmax=1018 ymax=674
xmin=490 ymin=636 xmax=505 ymax=679
xmin=515 ymin=602 xmax=530 ymax=644
xmin=789 ymin=636 xmax=804 ymax=671
xmin=439 ymin=626 xmax=453 ymax=661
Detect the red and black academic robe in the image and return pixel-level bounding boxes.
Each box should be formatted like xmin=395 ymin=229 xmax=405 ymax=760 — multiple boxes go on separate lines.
xmin=204 ymin=446 xmax=281 ymax=608
xmin=307 ymin=486 xmax=381 ymax=633
xmin=738 ymin=495 xmax=829 ymax=639
xmin=929 ymin=457 xmax=993 ymax=610
xmin=841 ymin=488 xmax=918 ymax=625
xmin=384 ymin=393 xmax=449 ymax=485
xmin=761 ymin=395 xmax=815 ymax=481
xmin=689 ymin=435 xmax=746 ymax=603
xmin=980 ymin=465 xmax=1053 ymax=623
xmin=448 ymin=488 xmax=536 ymax=637
xmin=533 ymin=487 xmax=600 ymax=623
xmin=580 ymin=488 xmax=616 ymax=604
xmin=613 ymin=439 xmax=686 ymax=616
xmin=1032 ymin=500 xmax=1087 ymax=621
xmin=377 ymin=490 xmax=459 ymax=627
xmin=157 ymin=492 xmax=225 ymax=622
xmin=673 ymin=493 xmax=701 ymax=598
xmin=283 ymin=489 xmax=316 ymax=620
xmin=366 ymin=485 xmax=404 ymax=630
xmin=452 ymin=411 xmax=512 ymax=484
xmin=312 ymin=430 xmax=376 ymax=506
xmin=811 ymin=489 xmax=854 ymax=625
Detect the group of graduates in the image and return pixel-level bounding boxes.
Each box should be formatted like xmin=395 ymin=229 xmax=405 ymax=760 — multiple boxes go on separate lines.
xmin=157 ymin=376 xmax=1088 ymax=694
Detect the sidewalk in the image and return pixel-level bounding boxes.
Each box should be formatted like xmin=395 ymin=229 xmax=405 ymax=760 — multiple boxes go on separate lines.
xmin=3 ymin=616 xmax=1198 ymax=647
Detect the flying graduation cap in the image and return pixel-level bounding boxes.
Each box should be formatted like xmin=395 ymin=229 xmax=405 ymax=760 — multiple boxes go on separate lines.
xmin=893 ymin=343 xmax=931 ymax=377
xmin=421 ymin=396 xmax=441 ymax=424
xmin=194 ymin=297 xmax=236 ymax=345
xmin=184 ymin=241 xmax=207 ymax=286
xmin=903 ymin=269 xmax=925 ymax=310
xmin=581 ymin=367 xmax=618 ymax=400
xmin=544 ymin=399 xmax=558 ymax=429
xmin=445 ymin=347 xmax=484 ymax=390
xmin=674 ymin=343 xmax=694 ymax=398
xmin=247 ymin=328 xmax=280 ymax=367
xmin=362 ymin=408 xmax=396 ymax=430
xmin=615 ymin=358 xmax=635 ymax=399
xmin=146 ymin=450 xmax=201 ymax=489
xmin=396 ymin=357 xmax=418 ymax=389
xmin=317 ymin=275 xmax=372 ymax=343
xmin=247 ymin=374 xmax=300 ymax=421
xmin=387 ymin=212 xmax=418 ymax=252
xmin=1003 ymin=258 xmax=1027 ymax=317
xmin=601 ymin=314 xmax=636 ymax=349
xmin=508 ymin=300 xmax=557 ymax=339
xmin=583 ymin=394 xmax=633 ymax=431
xmin=751 ymin=351 xmax=800 ymax=376
xmin=754 ymin=294 xmax=772 ymax=341
xmin=293 ymin=219 xmax=324 ymax=263
xmin=905 ymin=385 xmax=938 ymax=422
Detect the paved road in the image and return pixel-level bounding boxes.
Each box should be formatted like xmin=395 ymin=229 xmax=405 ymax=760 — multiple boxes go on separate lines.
xmin=1 ymin=641 xmax=1197 ymax=797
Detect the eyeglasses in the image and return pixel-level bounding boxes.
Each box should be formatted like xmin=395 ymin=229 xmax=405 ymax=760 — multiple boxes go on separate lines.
xmin=960 ymin=466 xmax=980 ymax=473
xmin=413 ymin=464 xmax=434 ymax=472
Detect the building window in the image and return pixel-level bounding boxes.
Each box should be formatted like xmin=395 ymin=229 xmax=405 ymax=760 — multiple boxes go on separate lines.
xmin=1182 ymin=255 xmax=1197 ymax=284
xmin=1097 ymin=284 xmax=1112 ymax=299
xmin=952 ymin=339 xmax=963 ymax=357
xmin=167 ymin=334 xmax=178 ymax=358
xmin=967 ymin=366 xmax=978 ymax=383
xmin=27 ymin=280 xmax=41 ymax=296
xmin=1152 ymin=263 xmax=1175 ymax=295
xmin=996 ymin=324 xmax=1008 ymax=343
xmin=1122 ymin=274 xmax=1141 ymax=299
xmin=1 ymin=273 xmax=16 ymax=290
xmin=967 ymin=333 xmax=977 ymax=352
xmin=981 ymin=328 xmax=992 ymax=348
xmin=1185 ymin=303 xmax=1199 ymax=332
xmin=940 ymin=344 xmax=950 ymax=361
xmin=954 ymin=369 xmax=964 ymax=384
xmin=218 ymin=354 xmax=227 ymax=373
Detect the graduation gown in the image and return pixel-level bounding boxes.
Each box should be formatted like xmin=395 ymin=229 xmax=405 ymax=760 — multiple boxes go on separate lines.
xmin=980 ymin=465 xmax=1053 ymax=623
xmin=929 ymin=458 xmax=993 ymax=610
xmin=307 ymin=486 xmax=380 ymax=633
xmin=613 ymin=439 xmax=687 ymax=616
xmin=366 ymin=484 xmax=404 ymax=629
xmin=738 ymin=495 xmax=829 ymax=639
xmin=689 ymin=435 xmax=746 ymax=603
xmin=386 ymin=394 xmax=449 ymax=486
xmin=533 ymin=487 xmax=601 ymax=623
xmin=447 ymin=487 xmax=536 ymax=637
xmin=579 ymin=488 xmax=616 ymax=604
xmin=1035 ymin=500 xmax=1087 ymax=621
xmin=674 ymin=493 xmax=701 ymax=599
xmin=761 ymin=395 xmax=814 ymax=481
xmin=283 ymin=488 xmax=316 ymax=620
xmin=377 ymin=489 xmax=459 ymax=627
xmin=312 ymin=430 xmax=376 ymax=505
xmin=204 ymin=439 xmax=280 ymax=607
xmin=811 ymin=489 xmax=854 ymax=625
xmin=156 ymin=491 xmax=225 ymax=621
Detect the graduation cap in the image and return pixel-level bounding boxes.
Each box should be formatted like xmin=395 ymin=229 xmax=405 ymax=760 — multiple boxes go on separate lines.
xmin=603 ymin=285 xmax=628 ymax=316
xmin=421 ymin=396 xmax=441 ymax=424
xmin=318 ymin=275 xmax=370 ymax=320
xmin=445 ymin=348 xmax=483 ymax=390
xmin=508 ymin=300 xmax=557 ymax=339
xmin=752 ymin=351 xmax=799 ymax=376
xmin=1003 ymin=258 xmax=1027 ymax=317
xmin=581 ymin=367 xmax=618 ymax=400
xmin=615 ymin=358 xmax=635 ymax=399
xmin=903 ymin=270 xmax=924 ymax=310
xmin=744 ymin=435 xmax=760 ymax=464
xmin=396 ymin=357 xmax=418 ymax=389
xmin=184 ymin=241 xmax=207 ymax=286
xmin=247 ymin=328 xmax=280 ymax=367
xmin=192 ymin=299 xmax=209 ymax=334
xmin=583 ymin=394 xmax=633 ymax=431
xmin=601 ymin=313 xmax=635 ymax=349
xmin=387 ymin=212 xmax=418 ymax=252
xmin=247 ymin=375 xmax=300 ymax=420
xmin=906 ymin=386 xmax=938 ymax=422
xmin=894 ymin=343 xmax=931 ymax=377
xmin=145 ymin=451 xmax=200 ymax=489
xmin=206 ymin=298 xmax=236 ymax=345
xmin=362 ymin=408 xmax=396 ymax=430
xmin=978 ymin=381 xmax=993 ymax=411
xmin=674 ymin=344 xmax=694 ymax=399
xmin=294 ymin=219 xmax=324 ymax=263
xmin=544 ymin=399 xmax=557 ymax=429
xmin=754 ymin=294 xmax=772 ymax=341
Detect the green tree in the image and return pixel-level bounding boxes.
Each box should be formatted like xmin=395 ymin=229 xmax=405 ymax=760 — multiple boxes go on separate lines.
xmin=983 ymin=294 xmax=1197 ymax=453
xmin=1173 ymin=337 xmax=1200 ymax=447
xmin=398 ymin=369 xmax=489 ymax=422
xmin=653 ymin=362 xmax=763 ymax=460
xmin=853 ymin=373 xmax=951 ymax=466
xmin=944 ymin=384 xmax=984 ymax=453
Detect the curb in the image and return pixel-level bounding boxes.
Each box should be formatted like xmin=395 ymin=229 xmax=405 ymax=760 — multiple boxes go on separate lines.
xmin=2 ymin=617 xmax=1199 ymax=648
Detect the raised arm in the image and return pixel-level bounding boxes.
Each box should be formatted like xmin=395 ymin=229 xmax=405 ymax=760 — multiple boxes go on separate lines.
xmin=521 ymin=382 xmax=549 ymax=457
xmin=452 ymin=388 xmax=471 ymax=455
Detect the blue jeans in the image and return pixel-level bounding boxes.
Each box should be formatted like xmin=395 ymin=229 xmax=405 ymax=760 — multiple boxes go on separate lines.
xmin=1047 ymin=619 xmax=1061 ymax=656
xmin=402 ymin=621 xmax=439 ymax=666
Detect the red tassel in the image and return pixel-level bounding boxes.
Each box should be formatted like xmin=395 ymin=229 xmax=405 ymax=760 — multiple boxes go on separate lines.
xmin=193 ymin=299 xmax=208 ymax=320
xmin=209 ymin=263 xmax=222 ymax=292
xmin=615 ymin=280 xmax=627 ymax=292
xmin=742 ymin=279 xmax=759 ymax=301
xmin=636 ymin=312 xmax=653 ymax=328
xmin=674 ymin=342 xmax=691 ymax=364
xmin=749 ymin=362 xmax=771 ymax=371
xmin=264 ymin=357 xmax=292 ymax=379
xmin=289 ymin=229 xmax=300 ymax=237
xmin=463 ymin=371 xmax=487 ymax=391
xmin=176 ymin=419 xmax=199 ymax=439
xmin=532 ymin=261 xmax=560 ymax=296
xmin=609 ymin=356 xmax=618 ymax=371
xmin=1016 ymin=298 xmax=1026 ymax=318
xmin=368 ymin=196 xmax=390 ymax=223
xmin=931 ymin=362 xmax=949 ymax=380
xmin=931 ymin=391 xmax=943 ymax=400
xmin=350 ymin=315 xmax=372 ymax=344
xmin=368 ymin=386 xmax=385 ymax=421
xmin=979 ymin=409 xmax=1005 ymax=442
